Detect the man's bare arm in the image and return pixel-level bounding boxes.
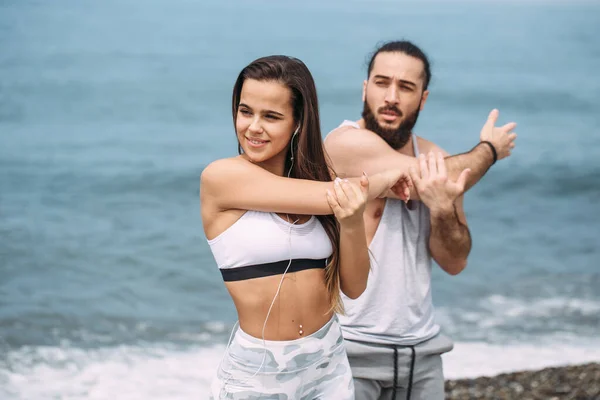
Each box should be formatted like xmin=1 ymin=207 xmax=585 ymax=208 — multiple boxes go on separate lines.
xmin=445 ymin=143 xmax=494 ymax=192
xmin=408 ymin=152 xmax=471 ymax=275
xmin=324 ymin=110 xmax=517 ymax=197
xmin=326 ymin=130 xmax=495 ymax=198
xmin=429 ymin=204 xmax=471 ymax=275
xmin=446 ymin=109 xmax=517 ymax=191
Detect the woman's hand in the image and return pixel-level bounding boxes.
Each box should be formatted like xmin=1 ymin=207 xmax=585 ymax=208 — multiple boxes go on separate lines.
xmin=326 ymin=175 xmax=369 ymax=228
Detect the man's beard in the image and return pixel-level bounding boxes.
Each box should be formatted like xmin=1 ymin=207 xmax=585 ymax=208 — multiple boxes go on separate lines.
xmin=362 ymin=102 xmax=421 ymax=150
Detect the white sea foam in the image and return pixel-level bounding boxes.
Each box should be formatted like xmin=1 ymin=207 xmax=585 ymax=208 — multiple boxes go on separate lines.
xmin=2 ymin=338 xmax=599 ymax=399
xmin=443 ymin=339 xmax=600 ymax=379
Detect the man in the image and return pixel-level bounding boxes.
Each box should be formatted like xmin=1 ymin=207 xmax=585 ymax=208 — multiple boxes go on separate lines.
xmin=324 ymin=40 xmax=517 ymax=399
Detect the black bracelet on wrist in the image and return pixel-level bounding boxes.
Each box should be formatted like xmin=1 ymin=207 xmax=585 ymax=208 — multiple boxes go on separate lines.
xmin=480 ymin=141 xmax=497 ymax=165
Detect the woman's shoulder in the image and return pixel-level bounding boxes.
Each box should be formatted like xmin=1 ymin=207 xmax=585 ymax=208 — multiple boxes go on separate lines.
xmin=201 ymin=156 xmax=250 ymax=186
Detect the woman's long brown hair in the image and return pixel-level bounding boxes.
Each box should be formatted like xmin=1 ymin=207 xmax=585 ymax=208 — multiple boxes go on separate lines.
xmin=231 ymin=55 xmax=344 ymax=314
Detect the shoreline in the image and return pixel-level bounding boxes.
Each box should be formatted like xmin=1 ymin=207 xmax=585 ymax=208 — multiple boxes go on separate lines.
xmin=444 ymin=362 xmax=600 ymax=399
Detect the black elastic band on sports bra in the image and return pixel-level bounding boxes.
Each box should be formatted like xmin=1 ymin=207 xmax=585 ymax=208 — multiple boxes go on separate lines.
xmin=221 ymin=258 xmax=327 ymax=282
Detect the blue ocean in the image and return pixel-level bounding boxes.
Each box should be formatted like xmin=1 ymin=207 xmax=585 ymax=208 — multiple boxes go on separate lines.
xmin=1 ymin=0 xmax=599 ymax=398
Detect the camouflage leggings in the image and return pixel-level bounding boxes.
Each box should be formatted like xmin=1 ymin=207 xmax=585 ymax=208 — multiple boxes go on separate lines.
xmin=211 ymin=315 xmax=355 ymax=399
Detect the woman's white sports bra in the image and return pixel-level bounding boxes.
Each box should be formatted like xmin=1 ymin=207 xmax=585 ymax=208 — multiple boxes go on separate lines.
xmin=207 ymin=210 xmax=333 ymax=281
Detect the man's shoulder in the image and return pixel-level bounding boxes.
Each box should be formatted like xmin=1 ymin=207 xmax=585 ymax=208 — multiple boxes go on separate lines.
xmin=326 ymin=121 xmax=359 ymax=139
xmin=325 ymin=123 xmax=385 ymax=148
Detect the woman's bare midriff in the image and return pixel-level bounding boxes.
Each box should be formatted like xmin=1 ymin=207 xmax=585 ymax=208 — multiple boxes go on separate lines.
xmin=225 ymin=268 xmax=333 ymax=340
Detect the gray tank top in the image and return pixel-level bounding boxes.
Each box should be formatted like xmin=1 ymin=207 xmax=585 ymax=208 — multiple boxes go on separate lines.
xmin=335 ymin=120 xmax=439 ymax=345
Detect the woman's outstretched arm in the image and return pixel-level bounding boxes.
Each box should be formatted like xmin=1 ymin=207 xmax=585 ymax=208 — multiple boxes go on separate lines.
xmin=200 ymin=157 xmax=409 ymax=216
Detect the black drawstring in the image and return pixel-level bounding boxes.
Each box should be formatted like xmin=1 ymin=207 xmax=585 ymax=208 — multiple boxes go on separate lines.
xmin=407 ymin=346 xmax=416 ymax=400
xmin=391 ymin=345 xmax=417 ymax=400
xmin=392 ymin=347 xmax=398 ymax=400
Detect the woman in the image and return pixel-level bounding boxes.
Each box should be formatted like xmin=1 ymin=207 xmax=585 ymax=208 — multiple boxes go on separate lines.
xmin=201 ymin=55 xmax=410 ymax=399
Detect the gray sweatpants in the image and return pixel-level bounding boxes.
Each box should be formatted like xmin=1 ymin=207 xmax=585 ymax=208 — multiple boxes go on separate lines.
xmin=344 ymin=333 xmax=453 ymax=400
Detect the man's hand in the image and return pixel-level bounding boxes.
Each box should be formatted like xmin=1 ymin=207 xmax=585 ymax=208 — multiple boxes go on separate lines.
xmin=409 ymin=152 xmax=469 ymax=214
xmin=479 ymin=109 xmax=517 ymax=160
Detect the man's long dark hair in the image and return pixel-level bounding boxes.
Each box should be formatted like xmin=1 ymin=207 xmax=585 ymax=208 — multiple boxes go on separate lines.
xmin=367 ymin=40 xmax=431 ymax=89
